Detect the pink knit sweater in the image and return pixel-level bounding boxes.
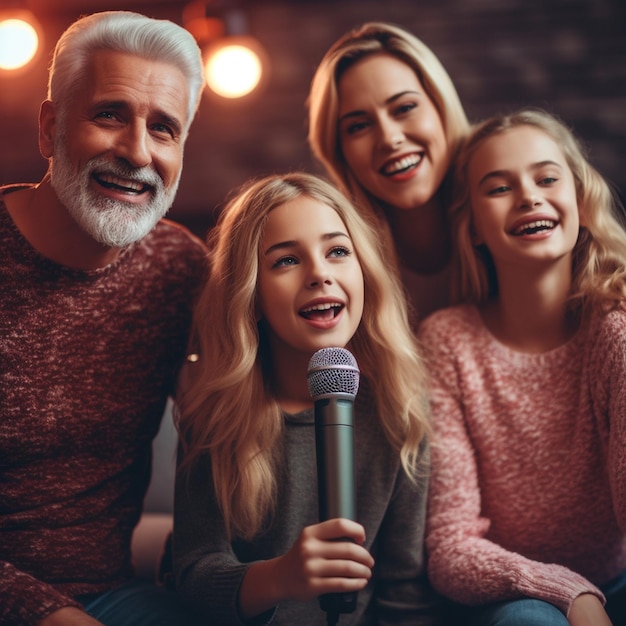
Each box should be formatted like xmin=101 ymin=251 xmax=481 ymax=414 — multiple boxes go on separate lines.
xmin=418 ymin=304 xmax=626 ymax=616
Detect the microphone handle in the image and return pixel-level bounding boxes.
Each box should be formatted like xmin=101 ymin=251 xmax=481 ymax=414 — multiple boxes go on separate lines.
xmin=314 ymin=395 xmax=358 ymax=616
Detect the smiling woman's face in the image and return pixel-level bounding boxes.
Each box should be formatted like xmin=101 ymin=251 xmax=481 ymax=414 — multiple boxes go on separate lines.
xmin=337 ymin=52 xmax=449 ymax=211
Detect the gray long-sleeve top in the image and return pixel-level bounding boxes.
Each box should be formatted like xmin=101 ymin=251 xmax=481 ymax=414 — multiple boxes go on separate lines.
xmin=173 ymin=383 xmax=434 ymax=625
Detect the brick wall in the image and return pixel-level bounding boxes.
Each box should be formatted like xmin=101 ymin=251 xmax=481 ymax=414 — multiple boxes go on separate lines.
xmin=0 ymin=0 xmax=623 ymax=236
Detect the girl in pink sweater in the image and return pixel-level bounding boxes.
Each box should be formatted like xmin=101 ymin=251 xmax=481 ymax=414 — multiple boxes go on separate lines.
xmin=418 ymin=109 xmax=626 ymax=626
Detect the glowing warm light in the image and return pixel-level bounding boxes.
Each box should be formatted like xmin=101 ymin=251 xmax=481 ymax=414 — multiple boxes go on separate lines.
xmin=0 ymin=18 xmax=39 ymax=70
xmin=205 ymin=44 xmax=262 ymax=98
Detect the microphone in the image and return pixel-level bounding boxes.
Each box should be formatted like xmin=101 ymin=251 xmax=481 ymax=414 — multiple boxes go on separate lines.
xmin=307 ymin=347 xmax=359 ymax=620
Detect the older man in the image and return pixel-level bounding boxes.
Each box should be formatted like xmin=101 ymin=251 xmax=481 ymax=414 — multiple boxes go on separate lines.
xmin=1 ymin=11 xmax=207 ymax=626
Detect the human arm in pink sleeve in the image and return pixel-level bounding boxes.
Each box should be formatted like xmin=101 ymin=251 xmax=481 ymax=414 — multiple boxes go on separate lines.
xmin=602 ymin=310 xmax=626 ymax=530
xmin=420 ymin=320 xmax=604 ymax=617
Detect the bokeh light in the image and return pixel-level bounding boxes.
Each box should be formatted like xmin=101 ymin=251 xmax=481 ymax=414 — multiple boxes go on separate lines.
xmin=0 ymin=18 xmax=39 ymax=71
xmin=205 ymin=43 xmax=263 ymax=98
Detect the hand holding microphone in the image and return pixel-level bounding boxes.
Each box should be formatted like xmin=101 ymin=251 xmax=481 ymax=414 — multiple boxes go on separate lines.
xmin=240 ymin=347 xmax=373 ymax=624
xmin=240 ymin=348 xmax=374 ymax=625
xmin=307 ymin=346 xmax=370 ymax=623
xmin=271 ymin=518 xmax=371 ymax=605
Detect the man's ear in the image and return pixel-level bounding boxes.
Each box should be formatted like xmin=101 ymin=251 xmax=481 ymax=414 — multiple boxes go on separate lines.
xmin=38 ymin=100 xmax=57 ymax=159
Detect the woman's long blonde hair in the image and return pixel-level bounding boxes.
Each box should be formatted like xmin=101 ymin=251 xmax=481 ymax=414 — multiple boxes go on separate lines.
xmin=307 ymin=21 xmax=469 ymax=230
xmin=449 ymin=108 xmax=626 ymax=314
xmin=177 ymin=172 xmax=430 ymax=540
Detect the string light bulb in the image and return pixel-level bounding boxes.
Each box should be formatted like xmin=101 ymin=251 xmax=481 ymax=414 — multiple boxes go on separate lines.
xmin=204 ymin=38 xmax=264 ymax=98
xmin=183 ymin=1 xmax=266 ymax=99
xmin=0 ymin=13 xmax=41 ymax=71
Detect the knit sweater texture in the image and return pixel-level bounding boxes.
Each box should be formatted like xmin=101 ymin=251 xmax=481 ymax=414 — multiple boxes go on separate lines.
xmin=172 ymin=382 xmax=435 ymax=625
xmin=418 ymin=304 xmax=626 ymax=616
xmin=0 ymin=186 xmax=207 ymax=625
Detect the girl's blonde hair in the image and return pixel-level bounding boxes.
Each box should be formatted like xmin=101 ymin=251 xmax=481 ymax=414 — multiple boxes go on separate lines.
xmin=177 ymin=172 xmax=430 ymax=540
xmin=307 ymin=21 xmax=469 ymax=229
xmin=449 ymin=108 xmax=626 ymax=313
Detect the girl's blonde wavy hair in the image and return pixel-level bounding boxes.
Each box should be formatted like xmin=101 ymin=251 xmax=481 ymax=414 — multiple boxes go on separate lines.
xmin=177 ymin=172 xmax=430 ymax=541
xmin=307 ymin=22 xmax=469 ymax=234
xmin=449 ymin=108 xmax=626 ymax=314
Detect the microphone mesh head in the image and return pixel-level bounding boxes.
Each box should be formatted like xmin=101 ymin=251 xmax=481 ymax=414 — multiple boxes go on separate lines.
xmin=307 ymin=347 xmax=360 ymax=399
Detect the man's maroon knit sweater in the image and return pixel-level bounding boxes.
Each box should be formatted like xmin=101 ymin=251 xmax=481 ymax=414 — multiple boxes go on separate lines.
xmin=0 ymin=187 xmax=207 ymax=625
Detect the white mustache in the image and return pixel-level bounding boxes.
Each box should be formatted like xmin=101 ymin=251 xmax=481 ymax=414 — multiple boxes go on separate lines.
xmin=88 ymin=157 xmax=163 ymax=190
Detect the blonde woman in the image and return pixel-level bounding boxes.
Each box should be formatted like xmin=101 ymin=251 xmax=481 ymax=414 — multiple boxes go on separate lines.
xmin=173 ymin=172 xmax=434 ymax=625
xmin=308 ymin=22 xmax=469 ymax=319
xmin=419 ymin=109 xmax=626 ymax=626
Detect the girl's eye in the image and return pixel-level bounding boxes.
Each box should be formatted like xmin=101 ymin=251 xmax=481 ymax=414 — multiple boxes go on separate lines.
xmin=487 ymin=185 xmax=510 ymax=195
xmin=272 ymin=255 xmax=298 ymax=268
xmin=328 ymin=246 xmax=351 ymax=258
xmin=344 ymin=120 xmax=369 ymax=135
xmin=539 ymin=177 xmax=558 ymax=185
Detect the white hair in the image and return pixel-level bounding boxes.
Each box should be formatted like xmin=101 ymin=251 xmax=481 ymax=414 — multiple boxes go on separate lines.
xmin=48 ymin=11 xmax=205 ymax=134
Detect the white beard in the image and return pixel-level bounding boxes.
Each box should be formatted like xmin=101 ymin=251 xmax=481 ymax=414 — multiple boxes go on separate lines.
xmin=50 ymin=136 xmax=180 ymax=248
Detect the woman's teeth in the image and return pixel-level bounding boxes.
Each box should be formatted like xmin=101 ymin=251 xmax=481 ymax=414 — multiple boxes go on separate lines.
xmin=513 ymin=219 xmax=556 ymax=235
xmin=383 ymin=154 xmax=422 ymax=175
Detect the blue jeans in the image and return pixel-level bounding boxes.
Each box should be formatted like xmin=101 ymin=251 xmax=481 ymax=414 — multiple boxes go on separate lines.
xmin=464 ymin=599 xmax=568 ymax=626
xmin=78 ymin=579 xmax=204 ymax=626
xmin=440 ymin=569 xmax=626 ymax=626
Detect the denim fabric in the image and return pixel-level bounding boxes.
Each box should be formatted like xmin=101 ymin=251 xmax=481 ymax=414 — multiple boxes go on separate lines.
xmin=439 ymin=569 xmax=626 ymax=626
xmin=463 ymin=599 xmax=568 ymax=626
xmin=80 ymin=579 xmax=204 ymax=626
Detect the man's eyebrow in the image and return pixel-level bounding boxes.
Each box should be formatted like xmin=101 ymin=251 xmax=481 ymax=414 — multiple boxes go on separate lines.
xmin=154 ymin=110 xmax=184 ymax=136
xmin=91 ymin=100 xmax=184 ymax=135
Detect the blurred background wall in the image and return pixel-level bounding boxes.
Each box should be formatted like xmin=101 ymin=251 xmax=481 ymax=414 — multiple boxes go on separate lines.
xmin=0 ymin=0 xmax=624 ymax=239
